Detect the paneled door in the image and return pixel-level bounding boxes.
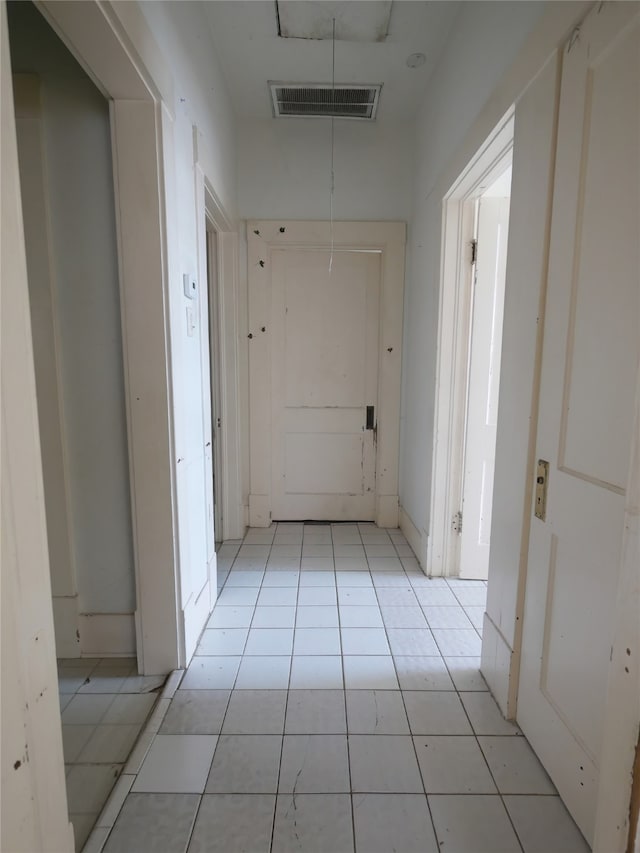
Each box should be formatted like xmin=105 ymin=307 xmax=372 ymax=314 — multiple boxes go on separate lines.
xmin=270 ymin=248 xmax=380 ymax=520
xmin=247 ymin=221 xmax=405 ymax=528
xmin=517 ymin=4 xmax=639 ymax=845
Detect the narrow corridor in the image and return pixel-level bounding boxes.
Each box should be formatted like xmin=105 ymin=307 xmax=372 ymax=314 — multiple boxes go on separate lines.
xmin=93 ymin=523 xmax=588 ymax=853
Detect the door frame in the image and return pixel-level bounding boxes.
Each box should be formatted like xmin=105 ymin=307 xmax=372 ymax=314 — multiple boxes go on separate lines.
xmin=427 ymin=112 xmax=514 ymax=576
xmin=194 ymin=133 xmax=243 ymax=544
xmin=247 ymin=220 xmax=405 ymax=529
xmin=35 ymin=0 xmax=180 ymax=673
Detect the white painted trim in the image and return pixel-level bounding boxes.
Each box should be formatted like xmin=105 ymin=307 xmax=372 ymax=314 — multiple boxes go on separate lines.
xmin=592 ymin=365 xmax=640 ymax=852
xmin=52 ymin=598 xmax=80 ymax=658
xmin=1 ymin=4 xmax=73 ymax=843
xmin=247 ymin=220 xmax=405 ymax=528
xmin=193 ymin=128 xmax=244 ymax=541
xmin=398 ymin=506 xmax=425 ymax=569
xmin=77 ymin=614 xmax=136 ymax=657
xmin=427 ymin=114 xmax=514 ymax=577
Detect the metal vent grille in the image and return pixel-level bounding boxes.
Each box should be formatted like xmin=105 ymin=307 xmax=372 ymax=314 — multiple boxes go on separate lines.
xmin=270 ymin=83 xmax=381 ymax=120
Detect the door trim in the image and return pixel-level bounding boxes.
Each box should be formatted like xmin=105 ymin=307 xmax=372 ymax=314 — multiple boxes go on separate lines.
xmin=427 ymin=112 xmax=514 ymax=576
xmin=247 ymin=220 xmax=405 ymax=528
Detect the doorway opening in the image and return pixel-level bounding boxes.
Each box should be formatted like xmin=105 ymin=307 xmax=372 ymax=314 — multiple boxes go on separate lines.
xmin=427 ymin=111 xmax=514 ymax=579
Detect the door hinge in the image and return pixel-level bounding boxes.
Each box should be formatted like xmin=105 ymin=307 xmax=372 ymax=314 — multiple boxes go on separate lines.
xmin=470 ymin=239 xmax=478 ymax=265
xmin=452 ymin=510 xmax=463 ymax=534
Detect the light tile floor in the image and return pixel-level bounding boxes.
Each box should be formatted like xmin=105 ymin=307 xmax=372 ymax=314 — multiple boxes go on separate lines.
xmin=98 ymin=523 xmax=590 ymax=853
xmin=58 ymin=657 xmax=165 ymax=850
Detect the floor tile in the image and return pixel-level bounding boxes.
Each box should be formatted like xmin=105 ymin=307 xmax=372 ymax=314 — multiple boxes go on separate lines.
xmin=335 ymin=571 xmax=373 ymax=587
xmin=295 ymin=605 xmax=339 ymax=628
xmin=338 ymin=587 xmax=378 ymax=606
xmin=262 ymin=570 xmax=300 ymax=587
xmin=66 ymin=764 xmax=123 ymax=814
xmin=302 ymin=543 xmax=333 ymax=557
xmin=422 ymin=604 xmax=473 ymax=630
xmin=235 ymin=656 xmax=291 ymax=689
xmin=206 ymin=734 xmax=281 ymax=793
xmin=460 ymin=692 xmax=521 ymax=735
xmin=429 ymin=794 xmax=521 ymax=852
xmin=414 ymin=736 xmax=496 ymax=794
xmin=338 ymin=605 xmax=384 ymax=627
xmin=444 ymin=656 xmax=488 ymax=691
xmin=62 ymin=724 xmax=96 ymax=763
xmin=380 ymin=606 xmax=427 ymax=628
xmin=258 ymin=587 xmax=298 ymax=606
xmin=216 ymin=586 xmax=260 ymax=607
xmin=187 ymin=794 xmax=276 ymax=853
xmin=289 ymin=656 xmax=343 ymax=689
xmin=451 ymin=586 xmax=488 ymax=606
xmin=285 ymin=690 xmax=347 ymax=734
xmin=119 ymin=673 xmax=167 ymax=695
xmin=432 ymin=628 xmax=482 ymax=656
xmin=375 ymin=587 xmax=419 ymax=606
xmin=371 ymin=572 xmax=412 ymax=587
xmin=62 ymin=694 xmax=115 ymax=725
xmin=225 ymin=570 xmax=265 ymax=587
xmin=478 ymin=735 xmax=556 ymax=794
xmin=345 ymin=690 xmax=409 ymax=734
xmin=300 ymin=557 xmax=335 ymax=571
xmin=132 ymin=734 xmax=217 ymax=793
xmin=294 ymin=627 xmax=341 ymax=655
xmin=414 ymin=587 xmax=459 ymax=606
xmin=387 ymin=627 xmax=439 ymax=656
xmin=463 ymin=605 xmax=485 ymax=633
xmin=180 ymin=657 xmax=241 ymax=689
xmin=207 ymin=606 xmax=255 ymax=628
xmin=364 ymin=544 xmax=397 ymax=557
xmin=367 ymin=557 xmax=404 ymax=572
xmin=298 ymin=571 xmax=336 ymax=587
xmin=195 ymin=628 xmax=248 ymax=655
xmin=245 ymin=628 xmax=294 ymax=656
xmin=352 ymin=793 xmax=439 ymax=853
xmin=334 ymin=557 xmax=369 ymax=572
xmin=252 ymin=606 xmax=296 ymax=628
xmin=222 ymin=690 xmax=287 ymax=734
xmin=78 ymin=724 xmax=141 ymax=763
xmin=267 ymin=557 xmax=301 ymax=572
xmin=334 ymin=544 xmax=365 ymax=558
xmin=270 ymin=544 xmax=302 ymax=559
xmin=343 ymin=656 xmax=398 ymax=690
xmin=59 ymin=693 xmax=73 ymax=713
xmin=69 ymin=813 xmax=96 ymax=852
xmin=103 ymin=792 xmax=199 ymax=853
xmin=160 ymin=690 xmax=229 ymax=734
xmin=341 ymin=627 xmax=390 ymax=655
xmin=279 ymin=735 xmax=350 ymax=793
xmin=403 ymin=691 xmax=473 ymax=735
xmin=102 ymin=693 xmax=157 ymax=725
xmin=298 ymin=586 xmax=337 ymax=606
xmin=503 ymin=795 xmax=590 ymax=852
xmin=349 ymin=735 xmax=423 ymax=793
xmin=272 ymin=794 xmax=354 ymax=853
xmin=78 ymin=673 xmax=129 ymax=695
xmin=394 ymin=656 xmax=455 ymax=691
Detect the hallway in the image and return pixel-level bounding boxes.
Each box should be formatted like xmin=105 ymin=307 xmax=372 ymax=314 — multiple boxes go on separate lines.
xmin=95 ymin=524 xmax=588 ymax=853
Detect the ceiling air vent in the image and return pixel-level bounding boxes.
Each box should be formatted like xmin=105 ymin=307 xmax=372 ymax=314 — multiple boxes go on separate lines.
xmin=270 ymin=83 xmax=381 ymax=120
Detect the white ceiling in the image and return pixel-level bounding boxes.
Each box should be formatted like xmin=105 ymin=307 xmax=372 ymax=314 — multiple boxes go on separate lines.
xmin=203 ymin=1 xmax=462 ymax=123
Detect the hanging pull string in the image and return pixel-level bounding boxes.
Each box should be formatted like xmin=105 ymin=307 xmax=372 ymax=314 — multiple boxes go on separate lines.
xmin=329 ymin=17 xmax=336 ymax=274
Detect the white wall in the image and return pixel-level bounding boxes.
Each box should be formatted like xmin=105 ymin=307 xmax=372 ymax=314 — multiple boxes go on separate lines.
xmin=9 ymin=1 xmax=135 ymax=639
xmin=238 ymin=118 xmax=414 ymax=221
xmin=399 ymin=0 xmax=546 ymax=540
xmin=138 ymin=0 xmax=238 ymax=659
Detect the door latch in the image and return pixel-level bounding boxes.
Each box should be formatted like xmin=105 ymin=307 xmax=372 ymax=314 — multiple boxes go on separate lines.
xmin=366 ymin=406 xmax=375 ymax=430
xmin=534 ymin=460 xmax=549 ymax=521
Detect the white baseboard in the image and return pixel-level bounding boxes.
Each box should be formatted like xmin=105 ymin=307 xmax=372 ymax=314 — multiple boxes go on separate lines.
xmin=480 ymin=612 xmax=514 ymax=717
xmin=52 ymin=596 xmax=80 ymax=658
xmin=398 ymin=506 xmax=425 ymax=569
xmin=78 ymin=613 xmax=136 ymax=657
xmin=376 ymin=494 xmax=399 ymax=528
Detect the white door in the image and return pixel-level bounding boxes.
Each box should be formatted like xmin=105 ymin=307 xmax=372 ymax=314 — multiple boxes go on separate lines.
xmin=459 ymin=195 xmax=510 ymax=579
xmin=270 ymin=248 xmax=380 ymax=520
xmin=518 ymin=5 xmax=639 ymax=845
